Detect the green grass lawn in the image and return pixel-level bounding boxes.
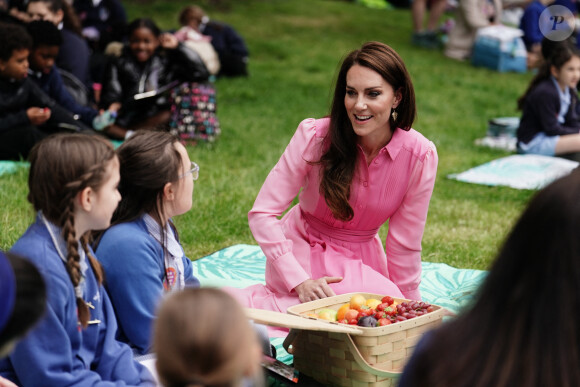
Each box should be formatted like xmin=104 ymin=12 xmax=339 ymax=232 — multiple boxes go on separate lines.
xmin=0 ymin=0 xmax=537 ymax=270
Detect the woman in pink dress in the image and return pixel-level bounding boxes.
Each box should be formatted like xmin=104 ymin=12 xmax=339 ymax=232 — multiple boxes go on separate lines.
xmin=236 ymin=41 xmax=438 ymax=317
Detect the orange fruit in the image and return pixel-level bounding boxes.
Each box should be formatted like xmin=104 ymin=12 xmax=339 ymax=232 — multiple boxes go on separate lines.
xmin=336 ymin=303 xmax=351 ymax=321
xmin=349 ymin=294 xmax=367 ymax=310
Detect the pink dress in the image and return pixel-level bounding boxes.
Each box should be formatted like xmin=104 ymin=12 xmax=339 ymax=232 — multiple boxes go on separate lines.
xmin=234 ymin=117 xmax=438 ymax=318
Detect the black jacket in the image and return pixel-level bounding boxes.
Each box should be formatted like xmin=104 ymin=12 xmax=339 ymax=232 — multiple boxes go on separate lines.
xmin=0 ymin=76 xmax=88 ymax=133
xmin=517 ymin=78 xmax=580 ymax=144
xmin=100 ymin=43 xmax=209 ymax=128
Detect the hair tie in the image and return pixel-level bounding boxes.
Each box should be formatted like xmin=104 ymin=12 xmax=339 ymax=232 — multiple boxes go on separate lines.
xmin=0 ymin=252 xmax=17 ymax=332
xmin=75 ymin=285 xmax=83 ymax=299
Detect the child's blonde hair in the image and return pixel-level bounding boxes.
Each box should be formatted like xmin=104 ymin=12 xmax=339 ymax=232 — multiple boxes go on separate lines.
xmin=27 ymin=133 xmax=116 ymax=327
xmin=154 ymin=288 xmax=263 ymax=387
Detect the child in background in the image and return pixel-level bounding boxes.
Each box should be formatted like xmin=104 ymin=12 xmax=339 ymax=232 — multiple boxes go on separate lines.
xmin=177 ymin=5 xmax=249 ymax=77
xmin=0 ymin=133 xmax=155 ymax=386
xmin=26 ymin=0 xmax=92 ymax=89
xmin=154 ymin=288 xmax=264 ymax=387
xmin=519 ymin=0 xmax=555 ymax=68
xmin=517 ymin=42 xmax=580 ymax=156
xmin=25 ymin=20 xmax=103 ymax=129
xmin=0 ymin=22 xmax=88 ymax=160
xmin=174 ymin=9 xmax=221 ymax=76
xmin=99 ymin=18 xmax=209 ymax=140
xmin=95 ymin=130 xmax=201 ymax=356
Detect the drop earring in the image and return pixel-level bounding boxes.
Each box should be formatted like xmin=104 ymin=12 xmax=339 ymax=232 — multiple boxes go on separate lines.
xmin=391 ymin=108 xmax=398 ymax=122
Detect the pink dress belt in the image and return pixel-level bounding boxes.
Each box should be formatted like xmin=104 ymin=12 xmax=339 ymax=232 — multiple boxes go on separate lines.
xmin=301 ymin=210 xmax=379 ymax=243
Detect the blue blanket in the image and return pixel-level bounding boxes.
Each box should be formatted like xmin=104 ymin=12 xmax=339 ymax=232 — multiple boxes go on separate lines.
xmin=192 ymin=244 xmax=487 ymax=364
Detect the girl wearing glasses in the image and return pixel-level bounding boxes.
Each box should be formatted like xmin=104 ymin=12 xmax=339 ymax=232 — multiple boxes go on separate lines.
xmin=95 ymin=130 xmax=200 ymax=356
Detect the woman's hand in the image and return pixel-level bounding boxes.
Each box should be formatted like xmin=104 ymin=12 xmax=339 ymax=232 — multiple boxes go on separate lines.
xmin=159 ymin=33 xmax=179 ymax=49
xmin=294 ymin=276 xmax=343 ymax=303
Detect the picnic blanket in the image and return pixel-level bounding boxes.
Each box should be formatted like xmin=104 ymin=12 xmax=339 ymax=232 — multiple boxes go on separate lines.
xmin=447 ymin=154 xmax=579 ymax=190
xmin=0 ymin=161 xmax=28 ymax=176
xmin=192 ymin=244 xmax=487 ymax=364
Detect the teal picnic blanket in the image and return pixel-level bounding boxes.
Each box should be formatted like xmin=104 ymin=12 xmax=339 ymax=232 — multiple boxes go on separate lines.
xmin=192 ymin=244 xmax=487 ymax=364
xmin=0 ymin=161 xmax=28 ymax=176
xmin=448 ymin=154 xmax=578 ymax=190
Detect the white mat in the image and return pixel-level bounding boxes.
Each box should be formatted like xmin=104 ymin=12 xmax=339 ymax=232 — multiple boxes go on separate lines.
xmin=448 ymin=154 xmax=579 ymax=190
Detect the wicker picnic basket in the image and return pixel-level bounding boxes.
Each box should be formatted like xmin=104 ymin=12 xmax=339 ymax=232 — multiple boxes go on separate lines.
xmin=246 ymin=292 xmax=448 ymax=387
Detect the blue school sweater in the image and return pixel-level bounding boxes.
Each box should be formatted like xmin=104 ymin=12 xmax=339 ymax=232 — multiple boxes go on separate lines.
xmin=0 ymin=213 xmax=155 ymax=386
xmin=96 ymin=216 xmax=200 ymax=355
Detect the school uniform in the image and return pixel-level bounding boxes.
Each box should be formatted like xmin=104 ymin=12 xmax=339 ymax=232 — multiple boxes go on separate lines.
xmin=96 ymin=214 xmax=200 ymax=355
xmin=0 ymin=213 xmax=155 ymax=386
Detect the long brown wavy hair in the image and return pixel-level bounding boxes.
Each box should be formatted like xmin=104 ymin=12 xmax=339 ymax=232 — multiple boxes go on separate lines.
xmin=27 ymin=133 xmax=116 ymax=328
xmin=319 ymin=41 xmax=416 ymax=221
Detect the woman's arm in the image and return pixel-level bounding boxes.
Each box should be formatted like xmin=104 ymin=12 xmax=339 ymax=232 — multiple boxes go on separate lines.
xmin=385 ymin=142 xmax=438 ymax=301
xmin=248 ymin=118 xmax=320 ymax=294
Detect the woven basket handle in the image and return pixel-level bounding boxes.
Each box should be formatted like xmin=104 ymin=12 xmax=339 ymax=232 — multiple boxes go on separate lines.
xmin=344 ymin=333 xmax=402 ymax=379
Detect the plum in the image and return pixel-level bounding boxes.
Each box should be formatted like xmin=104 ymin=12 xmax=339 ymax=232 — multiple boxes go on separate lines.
xmin=357 ymin=316 xmax=378 ymax=327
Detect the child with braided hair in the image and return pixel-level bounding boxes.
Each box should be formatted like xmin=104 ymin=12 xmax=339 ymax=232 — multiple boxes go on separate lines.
xmin=0 ymin=133 xmax=155 ymax=386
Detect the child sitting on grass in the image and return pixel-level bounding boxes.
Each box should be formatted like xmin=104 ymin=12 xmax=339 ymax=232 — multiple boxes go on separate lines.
xmin=25 ymin=20 xmax=106 ymax=130
xmin=517 ymin=41 xmax=580 ymax=156
xmin=153 ymin=288 xmax=264 ymax=387
xmin=0 ymin=133 xmax=155 ymax=386
xmin=0 ymin=22 xmax=88 ymax=160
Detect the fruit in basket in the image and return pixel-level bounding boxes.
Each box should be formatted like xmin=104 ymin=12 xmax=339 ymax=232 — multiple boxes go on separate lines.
xmin=336 ymin=303 xmax=351 ymax=321
xmin=381 ymin=295 xmax=395 ymax=305
xmin=365 ymin=298 xmax=382 ymax=309
xmin=317 ymin=308 xmax=338 ymax=321
xmin=336 ymin=297 xmax=437 ymax=327
xmin=357 ymin=315 xmax=378 ymax=327
xmin=344 ymin=309 xmax=359 ymax=321
xmin=377 ymin=318 xmax=392 ymax=326
xmin=349 ymin=294 xmax=367 ymax=309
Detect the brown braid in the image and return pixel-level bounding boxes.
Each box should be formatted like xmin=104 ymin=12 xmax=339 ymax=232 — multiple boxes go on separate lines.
xmin=27 ymin=133 xmax=116 ymax=329
xmin=60 ymin=198 xmax=91 ymax=327
xmin=81 ymin=234 xmax=103 ymax=285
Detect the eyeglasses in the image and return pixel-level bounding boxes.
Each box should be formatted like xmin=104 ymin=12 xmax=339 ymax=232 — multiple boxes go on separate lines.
xmin=179 ymin=161 xmax=199 ymax=181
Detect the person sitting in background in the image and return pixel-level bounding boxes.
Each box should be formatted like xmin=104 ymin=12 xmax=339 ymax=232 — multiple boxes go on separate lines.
xmin=411 ymin=0 xmax=448 ymax=48
xmin=26 ymin=20 xmax=103 ymax=129
xmin=516 ymin=42 xmax=580 ymax=157
xmin=0 ymin=22 xmax=88 ymax=160
xmin=445 ymin=0 xmax=502 ymax=60
xmin=520 ymin=0 xmax=555 ymax=68
xmin=27 ymin=0 xmax=92 ymax=90
xmin=398 ymin=168 xmax=580 ymax=387
xmin=72 ymin=0 xmax=126 ymax=53
xmin=174 ymin=7 xmax=221 ymax=76
xmin=0 ymin=251 xmax=46 ymax=387
xmin=99 ymin=18 xmax=209 ymax=140
xmin=178 ymin=5 xmax=249 ymax=77
xmin=154 ymin=288 xmax=264 ymax=387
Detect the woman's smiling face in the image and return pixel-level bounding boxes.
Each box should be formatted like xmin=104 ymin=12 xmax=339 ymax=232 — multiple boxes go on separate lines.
xmin=344 ymin=64 xmax=401 ymax=139
xmin=129 ymin=27 xmax=159 ymax=63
